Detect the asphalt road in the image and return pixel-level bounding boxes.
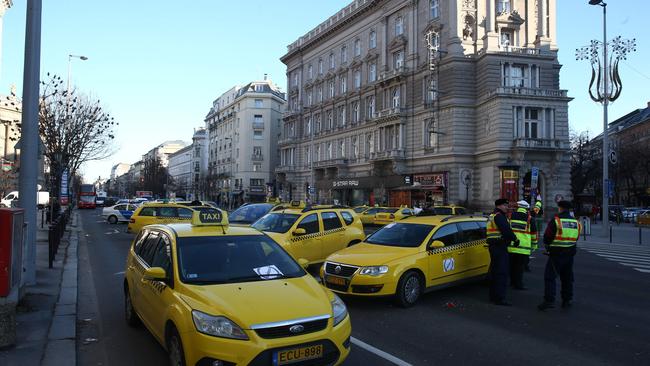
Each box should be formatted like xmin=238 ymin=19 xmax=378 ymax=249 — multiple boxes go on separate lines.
xmin=77 ymin=209 xmax=650 ymax=365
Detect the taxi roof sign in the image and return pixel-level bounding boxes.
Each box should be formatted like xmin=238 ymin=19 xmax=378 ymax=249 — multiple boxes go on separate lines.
xmin=289 ymin=200 xmax=305 ymax=208
xmin=191 ymin=207 xmax=229 ymax=227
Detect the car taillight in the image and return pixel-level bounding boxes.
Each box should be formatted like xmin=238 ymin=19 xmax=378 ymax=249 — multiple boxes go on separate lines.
xmin=129 ymin=218 xmax=135 ymax=223
xmin=390 ymin=214 xmax=395 ymax=219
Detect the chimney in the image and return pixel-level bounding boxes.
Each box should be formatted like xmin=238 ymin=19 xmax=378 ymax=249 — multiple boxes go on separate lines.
xmin=264 ymin=73 xmax=268 ymax=81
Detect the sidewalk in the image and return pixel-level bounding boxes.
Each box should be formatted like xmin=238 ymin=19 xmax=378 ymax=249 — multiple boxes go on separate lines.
xmin=578 ymin=221 xmax=650 ymax=246
xmin=0 ymin=210 xmax=79 ymax=366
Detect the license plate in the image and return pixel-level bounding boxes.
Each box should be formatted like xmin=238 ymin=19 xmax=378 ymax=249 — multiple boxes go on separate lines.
xmin=326 ymin=275 xmax=346 ymax=286
xmin=274 ymin=344 xmax=324 ymax=365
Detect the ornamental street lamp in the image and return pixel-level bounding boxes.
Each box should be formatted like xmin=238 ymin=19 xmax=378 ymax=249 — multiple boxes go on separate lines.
xmin=576 ymin=0 xmax=636 ymax=234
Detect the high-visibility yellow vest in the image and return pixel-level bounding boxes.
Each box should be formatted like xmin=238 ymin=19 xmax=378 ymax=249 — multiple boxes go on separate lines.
xmin=487 ymin=213 xmax=503 ymax=240
xmin=550 ymin=216 xmax=581 ymax=248
xmin=509 ymin=208 xmax=532 ymax=255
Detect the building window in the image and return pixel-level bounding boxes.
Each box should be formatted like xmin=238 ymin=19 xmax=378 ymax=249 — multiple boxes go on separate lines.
xmin=497 ymin=0 xmax=511 ymax=14
xmin=352 ymin=102 xmax=359 ymax=123
xmin=316 ymin=115 xmax=321 ymax=132
xmin=253 ymin=146 xmax=262 ymax=156
xmin=327 ymin=111 xmax=333 ymax=130
xmin=340 ymin=75 xmax=347 ymax=94
xmin=292 ymin=73 xmax=299 ymax=86
xmin=250 ymin=178 xmax=264 ymax=186
xmin=308 ymin=64 xmax=313 ymax=79
xmin=318 ymin=86 xmax=323 ymax=102
xmin=328 ymin=80 xmax=335 ymax=98
xmin=394 ymin=50 xmax=404 ymax=69
xmin=354 ymin=70 xmax=361 ymax=89
xmin=430 ymin=0 xmax=439 ymax=18
xmin=341 ymin=45 xmax=347 ymax=63
xmin=392 ymin=87 xmax=400 ymax=108
xmin=307 ymin=90 xmax=313 ymax=106
xmin=366 ymin=96 xmax=375 ymax=118
xmin=306 ymin=116 xmax=312 ymax=136
xmin=367 ymin=134 xmax=374 ymax=154
xmin=254 ymin=99 xmax=263 ymax=108
xmin=329 ymin=53 xmax=335 ymax=69
xmin=327 ymin=142 xmax=333 ymax=159
xmin=315 ymin=146 xmax=320 ymax=161
xmin=395 ymin=16 xmax=404 ymax=36
xmin=254 ymin=115 xmax=263 ymax=124
xmin=340 ymin=140 xmax=346 ymax=158
xmin=369 ymin=63 xmax=377 ymax=82
xmin=503 ymin=64 xmax=538 ymax=88
xmin=524 ymin=108 xmax=539 ymax=139
xmin=352 ymin=137 xmax=359 ymax=158
xmin=500 ymin=29 xmax=514 ymax=47
xmin=306 ymin=147 xmax=311 ymax=164
xmin=253 ymin=130 xmax=263 ymax=140
xmin=354 ymin=39 xmax=361 ymax=56
xmin=253 ymin=163 xmax=262 ymax=172
xmin=338 ymin=106 xmax=346 ymax=126
xmin=424 ymin=76 xmax=437 ymax=102
xmin=318 ymin=59 xmax=323 ymax=74
xmin=369 ymin=30 xmax=377 ymax=49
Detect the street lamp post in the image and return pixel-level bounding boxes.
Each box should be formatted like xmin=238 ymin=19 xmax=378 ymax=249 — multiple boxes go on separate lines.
xmin=577 ymin=1 xmax=636 ymax=234
xmin=67 ymin=54 xmax=88 ymax=118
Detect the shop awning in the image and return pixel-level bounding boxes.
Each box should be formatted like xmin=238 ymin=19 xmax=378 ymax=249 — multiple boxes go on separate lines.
xmin=393 ymin=184 xmax=445 ymax=191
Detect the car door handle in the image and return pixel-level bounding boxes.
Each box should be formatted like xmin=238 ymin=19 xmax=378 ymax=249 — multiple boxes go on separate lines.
xmin=457 ymin=251 xmax=466 ymax=255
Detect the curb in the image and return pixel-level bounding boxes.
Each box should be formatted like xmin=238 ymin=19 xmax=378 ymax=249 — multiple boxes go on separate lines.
xmin=42 ymin=213 xmax=79 ymax=366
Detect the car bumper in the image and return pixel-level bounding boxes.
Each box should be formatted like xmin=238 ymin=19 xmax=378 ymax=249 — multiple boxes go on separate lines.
xmin=322 ymin=273 xmax=398 ymax=297
xmin=182 ymin=316 xmax=351 ymax=366
xmin=372 ymin=219 xmax=393 ymax=226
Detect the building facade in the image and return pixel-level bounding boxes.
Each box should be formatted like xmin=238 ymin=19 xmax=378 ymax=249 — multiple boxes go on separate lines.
xmin=168 ymin=145 xmax=193 ymax=199
xmin=204 ymin=77 xmax=286 ymax=205
xmin=277 ymin=0 xmax=571 ymax=211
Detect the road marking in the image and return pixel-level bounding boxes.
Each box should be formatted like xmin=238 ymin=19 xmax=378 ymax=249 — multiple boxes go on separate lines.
xmin=114 ymin=271 xmax=125 ymax=276
xmin=580 ymin=243 xmax=650 ymax=273
xmin=351 ymin=337 xmax=412 ymax=366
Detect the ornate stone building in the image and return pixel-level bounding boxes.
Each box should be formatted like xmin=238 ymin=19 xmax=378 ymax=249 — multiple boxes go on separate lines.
xmin=277 ymin=0 xmax=570 ymax=211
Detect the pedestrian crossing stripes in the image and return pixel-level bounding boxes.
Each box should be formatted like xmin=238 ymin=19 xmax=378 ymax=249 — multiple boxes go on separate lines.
xmin=579 ymin=242 xmax=650 ymax=273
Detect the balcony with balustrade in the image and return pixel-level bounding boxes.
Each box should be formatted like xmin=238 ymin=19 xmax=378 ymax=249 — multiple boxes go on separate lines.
xmin=513 ymin=138 xmax=569 ymax=150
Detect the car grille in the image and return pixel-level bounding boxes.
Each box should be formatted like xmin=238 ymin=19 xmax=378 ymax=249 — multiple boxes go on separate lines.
xmin=324 ymin=282 xmax=349 ymax=292
xmin=254 ymin=318 xmax=329 ymax=339
xmin=324 ymin=262 xmax=358 ymax=277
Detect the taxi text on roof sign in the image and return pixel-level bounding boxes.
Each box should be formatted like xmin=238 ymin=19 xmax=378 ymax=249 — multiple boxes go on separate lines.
xmin=192 ymin=207 xmax=229 ymax=226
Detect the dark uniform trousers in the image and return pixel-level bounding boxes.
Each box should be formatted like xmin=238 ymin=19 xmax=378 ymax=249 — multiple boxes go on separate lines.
xmin=488 ymin=242 xmax=509 ymax=302
xmin=544 ymin=247 xmax=576 ymax=302
xmin=509 ymin=253 xmax=527 ymax=288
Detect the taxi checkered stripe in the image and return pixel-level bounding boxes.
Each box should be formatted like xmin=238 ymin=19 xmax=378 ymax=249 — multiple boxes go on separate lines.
xmin=289 ymin=227 xmax=346 ymax=242
xmin=427 ymin=239 xmax=485 ymax=255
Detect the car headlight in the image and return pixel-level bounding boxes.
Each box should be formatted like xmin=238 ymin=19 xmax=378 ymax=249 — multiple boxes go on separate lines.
xmin=191 ymin=310 xmax=249 ymax=340
xmin=331 ymin=294 xmax=348 ymax=326
xmin=359 ymin=265 xmax=389 ymax=276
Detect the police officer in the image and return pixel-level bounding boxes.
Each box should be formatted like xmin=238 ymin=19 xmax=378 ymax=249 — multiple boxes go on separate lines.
xmin=509 ymin=200 xmax=537 ymax=290
xmin=487 ymin=198 xmax=518 ymax=306
xmin=525 ymin=199 xmax=543 ymax=272
xmin=538 ymin=200 xmax=581 ymax=311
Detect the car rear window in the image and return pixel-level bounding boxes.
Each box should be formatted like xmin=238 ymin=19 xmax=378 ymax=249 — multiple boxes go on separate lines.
xmin=230 ymin=203 xmax=274 ymax=224
xmin=365 ymin=223 xmax=434 ymax=248
xmin=435 ymin=207 xmax=453 ymax=215
xmin=252 ymin=213 xmax=300 ymax=233
xmin=138 ymin=207 xmax=156 ymax=217
xmin=340 ymin=211 xmax=354 ymax=225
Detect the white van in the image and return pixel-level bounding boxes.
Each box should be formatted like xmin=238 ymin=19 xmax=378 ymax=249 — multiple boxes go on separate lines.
xmin=1 ymin=190 xmax=50 ymax=208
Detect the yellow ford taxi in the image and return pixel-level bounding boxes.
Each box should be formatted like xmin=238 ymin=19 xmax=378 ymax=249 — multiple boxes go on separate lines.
xmin=321 ymin=215 xmax=489 ymax=307
xmin=251 ymin=205 xmax=365 ymax=265
xmin=127 ymin=202 xmax=209 ymax=234
xmin=124 ymin=207 xmax=351 ymax=366
xmin=357 ymin=206 xmax=385 ymax=225
xmin=373 ymin=206 xmax=415 ymax=225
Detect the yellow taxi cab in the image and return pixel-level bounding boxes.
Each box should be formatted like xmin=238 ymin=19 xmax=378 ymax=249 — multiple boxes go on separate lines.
xmin=228 ymin=201 xmax=285 ymax=227
xmin=352 ymin=205 xmax=370 ymax=214
xmin=356 ymin=206 xmax=384 ymax=225
xmin=127 ymin=202 xmax=209 ymax=234
xmin=320 ymin=215 xmax=489 ymax=307
xmin=417 ymin=205 xmax=467 ymax=216
xmin=124 ymin=207 xmax=351 ymax=366
xmin=251 ymin=205 xmax=365 ymax=265
xmin=373 ymin=206 xmax=415 ymax=225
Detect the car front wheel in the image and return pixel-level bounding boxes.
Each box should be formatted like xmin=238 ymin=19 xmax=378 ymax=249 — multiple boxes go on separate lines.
xmin=167 ymin=328 xmax=186 ymax=366
xmin=108 ymin=215 xmax=118 ymax=224
xmin=124 ymin=286 xmax=140 ymax=327
xmin=395 ymin=271 xmax=422 ymax=308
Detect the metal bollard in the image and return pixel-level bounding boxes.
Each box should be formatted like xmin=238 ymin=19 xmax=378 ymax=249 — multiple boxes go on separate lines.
xmin=609 ymin=225 xmax=612 ymax=243
xmin=640 ymin=227 xmax=642 ymax=245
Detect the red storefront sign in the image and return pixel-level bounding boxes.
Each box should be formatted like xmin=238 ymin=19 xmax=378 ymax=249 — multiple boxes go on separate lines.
xmin=413 ymin=173 xmax=446 ymax=187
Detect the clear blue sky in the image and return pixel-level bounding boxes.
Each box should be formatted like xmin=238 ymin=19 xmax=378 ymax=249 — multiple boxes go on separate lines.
xmin=2 ymin=0 xmax=648 ymax=183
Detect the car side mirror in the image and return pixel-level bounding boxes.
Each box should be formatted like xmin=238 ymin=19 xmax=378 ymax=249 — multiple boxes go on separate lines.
xmin=429 ymin=240 xmax=445 ymax=249
xmin=144 ymin=267 xmax=167 ymax=281
xmin=298 ymin=258 xmax=309 ymax=269
xmin=292 ymin=228 xmax=307 ymax=236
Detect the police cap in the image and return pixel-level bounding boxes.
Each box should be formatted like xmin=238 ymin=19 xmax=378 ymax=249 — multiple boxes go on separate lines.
xmin=557 ymin=200 xmax=573 ymax=209
xmin=494 ymin=198 xmax=509 ymax=206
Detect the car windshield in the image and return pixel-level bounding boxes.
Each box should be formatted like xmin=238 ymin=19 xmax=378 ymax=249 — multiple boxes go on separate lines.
xmin=80 ymin=196 xmax=95 ymax=203
xmin=229 ymin=203 xmax=274 ymax=224
xmin=378 ymin=208 xmax=399 ymax=214
xmin=435 ymin=207 xmax=453 ymax=215
xmin=365 ymin=223 xmax=435 ymax=248
xmin=252 ymin=213 xmax=300 ymax=233
xmin=354 ymin=207 xmax=368 ymax=213
xmin=177 ymin=235 xmax=305 ymax=284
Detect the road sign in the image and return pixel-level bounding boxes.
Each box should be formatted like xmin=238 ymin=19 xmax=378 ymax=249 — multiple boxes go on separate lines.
xmin=607 ymin=179 xmax=615 ymax=198
xmin=309 ymin=188 xmax=315 ymax=195
xmin=60 ymin=169 xmax=69 ymax=205
xmin=531 ymin=167 xmax=539 ymax=188
xmin=609 ymin=151 xmax=617 ymax=165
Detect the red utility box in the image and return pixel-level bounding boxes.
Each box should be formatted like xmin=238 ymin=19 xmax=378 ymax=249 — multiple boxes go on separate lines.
xmin=0 ymin=208 xmax=24 ymax=297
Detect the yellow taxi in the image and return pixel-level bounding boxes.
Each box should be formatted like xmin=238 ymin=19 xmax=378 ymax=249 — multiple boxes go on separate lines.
xmin=417 ymin=205 xmax=467 ymax=216
xmin=356 ymin=206 xmax=384 ymax=225
xmin=321 ymin=215 xmax=489 ymax=307
xmin=124 ymin=207 xmax=351 ymax=366
xmin=126 ymin=202 xmax=209 ymax=234
xmin=228 ymin=201 xmax=284 ymax=227
xmin=251 ymin=205 xmax=365 ymax=265
xmin=373 ymin=206 xmax=415 ymax=225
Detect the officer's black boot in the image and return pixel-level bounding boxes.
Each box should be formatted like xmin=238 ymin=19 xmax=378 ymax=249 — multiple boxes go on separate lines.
xmin=537 ymin=301 xmax=555 ymax=311
xmin=561 ymin=300 xmax=572 ymax=308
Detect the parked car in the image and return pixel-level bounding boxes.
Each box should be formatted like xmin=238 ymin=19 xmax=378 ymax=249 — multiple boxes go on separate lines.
xmin=102 ymin=203 xmax=138 ymax=224
xmin=636 ymin=209 xmax=650 ymax=226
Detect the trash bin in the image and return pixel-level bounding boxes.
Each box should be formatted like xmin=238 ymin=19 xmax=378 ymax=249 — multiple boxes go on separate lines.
xmin=580 ymin=216 xmax=591 ymax=235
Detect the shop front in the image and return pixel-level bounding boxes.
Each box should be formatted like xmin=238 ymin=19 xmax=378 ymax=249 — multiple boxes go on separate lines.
xmin=247 ymin=186 xmax=267 ymax=203
xmin=390 ymin=172 xmax=448 ymax=207
xmin=325 ymin=175 xmax=404 ymax=206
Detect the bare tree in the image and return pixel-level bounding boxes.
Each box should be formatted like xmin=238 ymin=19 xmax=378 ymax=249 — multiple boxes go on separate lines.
xmin=11 ymin=74 xmax=118 ymax=200
xmin=570 ymin=130 xmax=601 ymax=200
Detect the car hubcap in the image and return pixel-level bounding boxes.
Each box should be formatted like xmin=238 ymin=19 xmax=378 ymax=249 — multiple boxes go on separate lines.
xmin=169 ymin=336 xmax=182 ymax=366
xmin=404 ymin=276 xmax=420 ymax=303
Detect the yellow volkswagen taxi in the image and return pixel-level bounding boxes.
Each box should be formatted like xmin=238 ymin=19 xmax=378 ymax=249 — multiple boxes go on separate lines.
xmin=127 ymin=202 xmax=209 ymax=234
xmin=321 ymin=215 xmax=489 ymax=307
xmin=124 ymin=207 xmax=351 ymax=366
xmin=373 ymin=206 xmax=415 ymax=225
xmin=251 ymin=205 xmax=365 ymax=265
